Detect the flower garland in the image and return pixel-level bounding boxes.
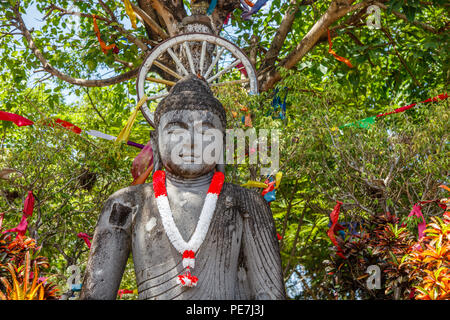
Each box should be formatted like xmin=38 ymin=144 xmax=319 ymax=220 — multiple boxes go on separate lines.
xmin=153 ymin=170 xmax=225 ymax=287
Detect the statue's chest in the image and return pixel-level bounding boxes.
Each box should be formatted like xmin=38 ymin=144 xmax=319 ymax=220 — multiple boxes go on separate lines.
xmin=132 ymin=190 xmax=244 ymax=299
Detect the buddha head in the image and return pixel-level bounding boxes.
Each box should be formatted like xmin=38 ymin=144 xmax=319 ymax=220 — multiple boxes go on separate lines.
xmin=152 ymin=75 xmax=226 ymax=179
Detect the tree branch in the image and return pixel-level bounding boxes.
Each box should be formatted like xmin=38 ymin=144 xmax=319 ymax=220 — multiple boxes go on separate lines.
xmin=11 ymin=5 xmax=140 ymax=88
xmin=261 ymin=0 xmax=300 ymax=70
xmin=375 ymin=1 xmax=441 ymax=34
xmin=260 ymin=0 xmax=373 ymax=91
xmin=131 ymin=2 xmax=168 ymax=40
xmin=381 ymin=26 xmax=420 ymax=87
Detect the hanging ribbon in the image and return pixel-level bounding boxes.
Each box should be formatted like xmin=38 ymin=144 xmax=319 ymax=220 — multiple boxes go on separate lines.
xmin=131 ymin=140 xmax=154 ymax=185
xmin=244 ymin=113 xmax=252 ymax=127
xmin=339 ymin=93 xmax=448 ymax=129
xmin=2 ymin=109 xmax=144 ymax=149
xmin=327 ymin=201 xmax=346 ymax=259
xmin=77 ymin=232 xmax=92 ymax=248
xmin=4 ymin=215 xmax=28 ymax=237
xmin=93 ymin=14 xmax=119 ymax=54
xmin=241 ymin=181 xmax=269 ymax=188
xmin=123 ymin=0 xmax=137 ymax=29
xmin=0 ymin=212 xmax=3 ymax=229
xmin=269 ymin=87 xmax=288 ymax=120
xmin=22 ymin=190 xmax=35 ymax=217
xmin=262 ymin=178 xmax=276 ymax=203
xmin=131 ymin=140 xmax=153 ymax=181
xmin=328 ymin=29 xmax=353 ymax=68
xmin=339 ymin=115 xmax=376 ymax=129
xmin=0 ymin=111 xmax=34 ymax=127
xmin=4 ymin=191 xmax=35 ymax=237
xmin=55 ymin=118 xmax=82 ymax=134
xmin=376 ymin=93 xmax=448 ymax=118
xmin=408 ymin=203 xmax=426 ymax=239
xmin=241 ymin=0 xmax=269 ymax=20
xmin=207 ymin=0 xmax=218 ymax=15
xmin=275 ymin=171 xmax=283 ymax=189
xmin=116 ymin=95 xmax=148 ymax=144
xmin=84 ymin=130 xmax=144 ymax=149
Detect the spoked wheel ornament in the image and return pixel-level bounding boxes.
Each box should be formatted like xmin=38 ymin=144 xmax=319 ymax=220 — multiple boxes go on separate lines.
xmin=136 ymin=32 xmax=258 ymax=127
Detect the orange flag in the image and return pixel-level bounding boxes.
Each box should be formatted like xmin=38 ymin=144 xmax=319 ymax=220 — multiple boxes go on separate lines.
xmin=328 ymin=29 xmax=353 ymax=68
xmin=93 ymin=15 xmax=118 ymax=54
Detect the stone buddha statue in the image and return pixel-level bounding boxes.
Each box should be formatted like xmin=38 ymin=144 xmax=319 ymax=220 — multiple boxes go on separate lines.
xmin=80 ymin=75 xmax=286 ymax=300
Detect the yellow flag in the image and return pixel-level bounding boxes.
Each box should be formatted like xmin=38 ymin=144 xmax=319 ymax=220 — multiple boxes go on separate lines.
xmin=116 ymin=95 xmax=148 ymax=144
xmin=241 ymin=181 xmax=268 ymax=188
xmin=275 ymin=171 xmax=283 ymax=189
xmin=123 ymin=0 xmax=137 ymax=29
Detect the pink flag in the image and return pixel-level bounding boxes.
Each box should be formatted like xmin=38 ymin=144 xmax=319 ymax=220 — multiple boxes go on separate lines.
xmin=0 ymin=111 xmax=34 ymax=127
xmin=131 ymin=141 xmax=153 ymax=181
xmin=408 ymin=203 xmax=426 ymax=239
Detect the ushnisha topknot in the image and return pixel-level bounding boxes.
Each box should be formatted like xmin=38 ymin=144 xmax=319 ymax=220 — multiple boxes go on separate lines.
xmin=153 ymin=75 xmax=227 ymax=129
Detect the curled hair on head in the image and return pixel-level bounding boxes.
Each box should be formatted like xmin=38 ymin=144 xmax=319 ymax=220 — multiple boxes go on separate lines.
xmin=153 ymin=75 xmax=227 ymax=129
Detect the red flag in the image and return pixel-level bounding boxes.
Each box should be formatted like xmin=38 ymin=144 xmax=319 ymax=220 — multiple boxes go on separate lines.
xmin=77 ymin=232 xmax=92 ymax=248
xmin=376 ymin=93 xmax=448 ymax=118
xmin=5 ymin=214 xmax=28 ymax=236
xmin=55 ymin=118 xmax=82 ymax=134
xmin=23 ymin=191 xmax=35 ymax=217
xmin=0 ymin=111 xmax=34 ymax=127
xmin=327 ymin=201 xmax=346 ymax=259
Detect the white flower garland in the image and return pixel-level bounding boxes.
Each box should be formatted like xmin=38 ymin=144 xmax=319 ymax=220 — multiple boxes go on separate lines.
xmin=153 ymin=170 xmax=224 ymax=287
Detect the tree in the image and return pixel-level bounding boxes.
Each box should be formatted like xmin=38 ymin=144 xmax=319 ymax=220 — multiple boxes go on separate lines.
xmin=0 ymin=0 xmax=448 ymax=299
xmin=0 ymin=0 xmax=447 ymax=98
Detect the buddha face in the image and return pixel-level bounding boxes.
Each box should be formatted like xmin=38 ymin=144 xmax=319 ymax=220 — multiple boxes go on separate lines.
xmin=158 ymin=109 xmax=224 ymax=178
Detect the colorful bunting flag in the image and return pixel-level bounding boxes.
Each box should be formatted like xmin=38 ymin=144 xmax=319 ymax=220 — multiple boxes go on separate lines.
xmin=340 ymin=93 xmax=448 ymax=129
xmin=0 ymin=111 xmax=34 ymax=127
xmin=116 ymin=95 xmax=148 ymax=144
xmin=241 ymin=181 xmax=269 ymax=188
xmin=339 ymin=116 xmax=376 ymax=129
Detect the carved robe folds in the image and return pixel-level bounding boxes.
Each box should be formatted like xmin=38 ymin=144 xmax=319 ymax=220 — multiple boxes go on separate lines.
xmin=80 ymin=182 xmax=286 ymax=300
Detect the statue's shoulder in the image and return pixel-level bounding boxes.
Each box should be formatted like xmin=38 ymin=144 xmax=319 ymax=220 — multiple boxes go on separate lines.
xmin=106 ymin=183 xmax=155 ymax=205
xmin=221 ymin=182 xmax=269 ymax=209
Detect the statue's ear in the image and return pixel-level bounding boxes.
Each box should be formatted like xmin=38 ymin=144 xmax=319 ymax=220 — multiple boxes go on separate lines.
xmin=216 ymin=144 xmax=225 ymax=174
xmin=151 ymin=131 xmax=163 ymax=173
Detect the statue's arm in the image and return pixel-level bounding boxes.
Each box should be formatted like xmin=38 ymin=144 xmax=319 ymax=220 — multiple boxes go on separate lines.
xmin=240 ymin=189 xmax=286 ymax=300
xmin=80 ymin=191 xmax=134 ymax=300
